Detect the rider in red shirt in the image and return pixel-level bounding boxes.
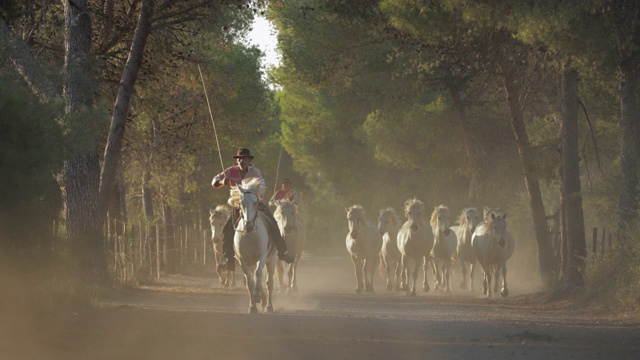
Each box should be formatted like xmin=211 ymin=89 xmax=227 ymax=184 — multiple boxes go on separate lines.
xmin=268 ymin=178 xmax=298 ymax=207
xmin=212 ymin=148 xmax=295 ymax=271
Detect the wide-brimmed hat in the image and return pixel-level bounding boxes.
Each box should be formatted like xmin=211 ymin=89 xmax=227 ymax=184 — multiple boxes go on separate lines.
xmin=233 ymin=148 xmax=254 ymax=159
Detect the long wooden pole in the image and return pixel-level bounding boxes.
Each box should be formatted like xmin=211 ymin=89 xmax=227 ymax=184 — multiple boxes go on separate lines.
xmin=198 ymin=64 xmax=225 ymax=173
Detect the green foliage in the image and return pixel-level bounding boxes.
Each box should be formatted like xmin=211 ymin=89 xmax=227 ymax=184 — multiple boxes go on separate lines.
xmin=0 ymin=75 xmax=63 ymax=251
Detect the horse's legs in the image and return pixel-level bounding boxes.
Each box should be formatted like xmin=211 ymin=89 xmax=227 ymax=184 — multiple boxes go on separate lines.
xmin=275 ymin=260 xmax=285 ymax=294
xmin=265 ymin=260 xmax=275 ymax=313
xmin=481 ymin=268 xmax=488 ymax=297
xmin=469 ymin=261 xmax=476 ymax=292
xmin=485 ymin=267 xmax=494 ymax=298
xmin=399 ymin=255 xmax=408 ymax=291
xmin=409 ymin=260 xmax=420 ymax=296
xmin=286 ymin=262 xmax=296 ymax=294
xmin=253 ymin=260 xmax=266 ymax=310
xmin=393 ymin=261 xmax=401 ymax=291
xmin=500 ymin=260 xmax=509 ymax=297
xmin=383 ymin=257 xmax=393 ymax=291
xmin=459 ymin=258 xmax=468 ymax=290
xmin=242 ymin=264 xmax=257 ymax=313
xmin=422 ymin=256 xmax=430 ymax=292
xmin=352 ymin=255 xmax=364 ymax=294
xmin=444 ymin=261 xmax=451 ymax=292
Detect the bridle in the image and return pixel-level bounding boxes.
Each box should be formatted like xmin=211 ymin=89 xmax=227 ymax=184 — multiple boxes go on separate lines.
xmin=238 ymin=191 xmax=259 ymax=233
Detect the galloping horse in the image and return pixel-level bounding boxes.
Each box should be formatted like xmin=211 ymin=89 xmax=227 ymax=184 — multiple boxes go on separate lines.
xmin=209 ymin=205 xmax=235 ymax=288
xmin=471 ymin=211 xmax=514 ymax=297
xmin=378 ymin=208 xmax=402 ymax=291
xmin=450 ymin=207 xmax=481 ymax=291
xmin=273 ymin=199 xmax=307 ymax=295
xmin=345 ymin=205 xmax=383 ymax=294
xmin=397 ymin=198 xmax=433 ymax=296
xmin=229 ymin=177 xmax=277 ymax=313
xmin=430 ymin=205 xmax=457 ymax=292
xmin=481 ymin=206 xmax=515 ymax=293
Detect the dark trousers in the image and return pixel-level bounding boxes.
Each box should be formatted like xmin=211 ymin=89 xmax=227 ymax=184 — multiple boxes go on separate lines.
xmin=222 ymin=203 xmax=289 ymax=260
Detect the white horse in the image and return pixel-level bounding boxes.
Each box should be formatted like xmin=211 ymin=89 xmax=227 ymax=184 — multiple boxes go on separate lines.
xmin=345 ymin=205 xmax=383 ymax=294
xmin=471 ymin=211 xmax=514 ymax=297
xmin=229 ymin=178 xmax=277 ymax=313
xmin=378 ymin=208 xmax=402 ymax=291
xmin=430 ymin=205 xmax=457 ymax=292
xmin=481 ymin=206 xmax=515 ymax=294
xmin=450 ymin=207 xmax=481 ymax=291
xmin=209 ymin=205 xmax=236 ymax=288
xmin=273 ymin=199 xmax=306 ymax=295
xmin=397 ymin=198 xmax=433 ymax=296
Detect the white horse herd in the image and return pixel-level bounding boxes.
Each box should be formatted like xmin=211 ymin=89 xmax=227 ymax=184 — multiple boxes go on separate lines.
xmin=347 ymin=201 xmax=515 ymax=298
xmin=212 ymin=178 xmax=514 ymax=313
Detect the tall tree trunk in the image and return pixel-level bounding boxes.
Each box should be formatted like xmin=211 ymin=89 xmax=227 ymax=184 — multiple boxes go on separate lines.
xmin=501 ymin=69 xmax=555 ymax=290
xmin=449 ymin=85 xmax=487 ymax=205
xmin=62 ymin=0 xmax=108 ymax=284
xmin=62 ymin=0 xmax=154 ymax=285
xmin=560 ymin=66 xmax=586 ymax=289
xmin=98 ymin=0 xmax=154 ymax=222
xmin=617 ymin=60 xmax=639 ymax=235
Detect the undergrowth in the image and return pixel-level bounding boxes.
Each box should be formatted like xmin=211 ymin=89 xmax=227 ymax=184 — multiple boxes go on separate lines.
xmin=581 ymin=221 xmax=640 ymax=310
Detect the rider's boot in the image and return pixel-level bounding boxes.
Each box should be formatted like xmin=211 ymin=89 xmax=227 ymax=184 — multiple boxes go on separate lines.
xmin=278 ymin=251 xmax=295 ymax=264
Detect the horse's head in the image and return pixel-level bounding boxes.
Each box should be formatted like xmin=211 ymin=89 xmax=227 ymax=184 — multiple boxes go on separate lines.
xmin=238 ymin=189 xmax=259 ymax=233
xmin=275 ymin=200 xmax=297 ymax=235
xmin=209 ymin=205 xmax=229 ymax=242
xmin=431 ymin=205 xmax=451 ymax=234
xmin=377 ymin=208 xmax=398 ymax=235
xmin=346 ymin=205 xmax=365 ymax=239
xmin=488 ymin=212 xmax=507 ymax=247
xmin=460 ymin=207 xmax=480 ymax=233
xmin=404 ymin=198 xmax=424 ymax=233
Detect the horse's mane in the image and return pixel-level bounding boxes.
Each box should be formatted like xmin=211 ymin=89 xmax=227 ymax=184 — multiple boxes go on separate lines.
xmin=457 ymin=207 xmax=479 ymax=226
xmin=211 ymin=204 xmax=230 ymax=219
xmin=228 ymin=177 xmax=265 ymax=207
xmin=483 ymin=206 xmax=500 ymax=221
xmin=380 ymin=207 xmax=398 ymax=218
xmin=476 ymin=209 xmax=506 ymax=234
xmin=404 ymin=198 xmax=423 ymax=216
xmin=348 ymin=204 xmax=364 ymax=214
xmin=430 ymin=205 xmax=449 ymax=226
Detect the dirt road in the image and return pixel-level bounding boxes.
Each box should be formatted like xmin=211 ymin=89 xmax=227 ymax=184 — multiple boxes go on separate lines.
xmin=4 ymin=254 xmax=640 ymax=359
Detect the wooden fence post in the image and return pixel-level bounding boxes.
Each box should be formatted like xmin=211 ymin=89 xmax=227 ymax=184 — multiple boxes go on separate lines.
xmin=601 ymin=227 xmax=606 ymax=260
xmin=592 ymin=227 xmax=597 ymax=257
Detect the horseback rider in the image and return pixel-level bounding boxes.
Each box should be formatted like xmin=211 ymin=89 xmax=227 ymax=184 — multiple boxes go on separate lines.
xmin=268 ymin=177 xmax=299 ymax=208
xmin=212 ymin=148 xmax=295 ymax=271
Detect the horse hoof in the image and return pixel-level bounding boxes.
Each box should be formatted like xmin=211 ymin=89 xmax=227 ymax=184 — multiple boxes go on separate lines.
xmin=249 ymin=306 xmax=258 ymax=314
xmin=387 ymin=284 xmax=393 ymax=291
xmin=409 ymin=290 xmax=416 ymax=297
xmin=266 ymin=305 xmax=274 ymax=313
xmin=459 ymin=282 xmax=467 ymax=290
xmin=422 ymin=286 xmax=430 ymax=293
xmin=355 ymin=288 xmax=363 ymax=294
xmin=501 ymin=289 xmax=509 ymax=297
